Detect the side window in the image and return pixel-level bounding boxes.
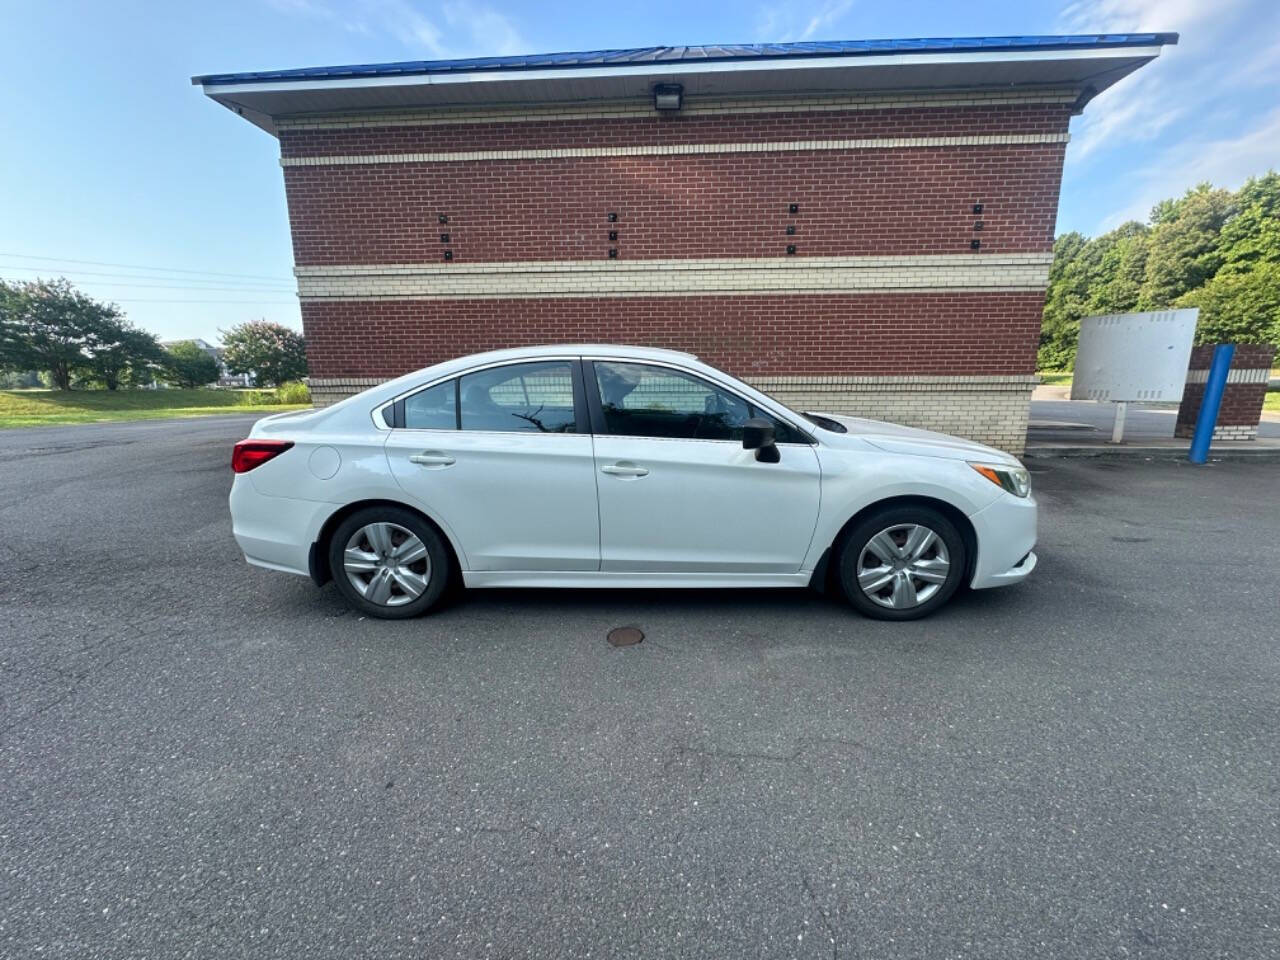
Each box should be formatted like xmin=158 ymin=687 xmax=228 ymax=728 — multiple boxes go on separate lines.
xmin=403 ymin=379 xmax=457 ymax=430
xmin=459 ymin=361 xmax=577 ymax=433
xmin=593 ymin=361 xmax=800 ymax=442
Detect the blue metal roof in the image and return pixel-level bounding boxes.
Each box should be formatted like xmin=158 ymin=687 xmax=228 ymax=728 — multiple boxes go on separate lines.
xmin=192 ymin=34 xmax=1178 ymax=86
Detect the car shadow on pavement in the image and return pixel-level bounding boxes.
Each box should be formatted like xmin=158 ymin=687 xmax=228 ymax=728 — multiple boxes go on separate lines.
xmin=291 ymin=573 xmax=1037 ymax=640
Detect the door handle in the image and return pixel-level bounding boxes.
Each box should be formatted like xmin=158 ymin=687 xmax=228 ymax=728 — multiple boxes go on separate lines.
xmin=601 ymin=462 xmax=648 ymax=478
xmin=409 ymin=451 xmax=456 ymax=467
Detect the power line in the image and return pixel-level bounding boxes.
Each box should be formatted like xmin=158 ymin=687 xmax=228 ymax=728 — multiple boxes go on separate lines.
xmin=0 ymin=271 xmax=297 ymax=294
xmin=0 ymin=252 xmax=293 ymax=281
xmin=80 ymin=299 xmax=299 ymax=304
xmin=0 ymin=275 xmax=297 ymax=304
xmin=0 ymin=265 xmax=296 ymax=291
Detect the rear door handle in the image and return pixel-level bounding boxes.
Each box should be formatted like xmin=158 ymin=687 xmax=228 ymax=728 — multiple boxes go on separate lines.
xmin=409 ymin=451 xmax=456 ymax=467
xmin=601 ymin=462 xmax=648 ymax=478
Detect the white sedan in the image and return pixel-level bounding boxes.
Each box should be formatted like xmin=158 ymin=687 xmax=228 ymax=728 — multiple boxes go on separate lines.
xmin=230 ymin=345 xmax=1036 ymax=621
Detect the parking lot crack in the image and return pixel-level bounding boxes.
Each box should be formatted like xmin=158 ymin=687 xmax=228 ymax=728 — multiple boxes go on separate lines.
xmin=667 ymin=736 xmax=870 ymax=773
xmin=802 ymin=875 xmax=839 ymax=960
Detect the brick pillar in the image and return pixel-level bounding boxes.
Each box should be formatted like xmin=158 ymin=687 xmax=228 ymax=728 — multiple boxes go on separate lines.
xmin=1175 ymin=344 xmax=1276 ymax=441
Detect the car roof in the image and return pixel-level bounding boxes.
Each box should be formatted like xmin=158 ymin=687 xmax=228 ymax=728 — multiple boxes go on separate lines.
xmin=331 ymin=344 xmax=705 ymax=414
xmin=447 ymin=344 xmax=699 ymax=364
xmin=270 ymin=342 xmax=821 ymax=439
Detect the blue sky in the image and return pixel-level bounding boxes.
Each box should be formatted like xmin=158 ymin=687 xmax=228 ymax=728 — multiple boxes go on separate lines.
xmin=1 ymin=0 xmax=1276 ymax=341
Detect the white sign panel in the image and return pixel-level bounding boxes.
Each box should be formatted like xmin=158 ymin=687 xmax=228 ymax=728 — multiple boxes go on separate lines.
xmin=1071 ymin=309 xmax=1198 ymax=402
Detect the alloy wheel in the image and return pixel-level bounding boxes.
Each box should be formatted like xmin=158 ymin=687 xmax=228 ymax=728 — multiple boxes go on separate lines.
xmin=855 ymin=523 xmax=951 ymax=610
xmin=342 ymin=522 xmax=431 ymax=607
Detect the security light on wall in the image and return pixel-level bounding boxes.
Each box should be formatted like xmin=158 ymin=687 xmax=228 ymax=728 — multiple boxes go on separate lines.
xmin=653 ymin=84 xmax=683 ymax=111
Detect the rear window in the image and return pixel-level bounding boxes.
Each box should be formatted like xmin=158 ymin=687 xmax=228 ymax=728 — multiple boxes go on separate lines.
xmin=403 ymin=380 xmax=457 ymax=430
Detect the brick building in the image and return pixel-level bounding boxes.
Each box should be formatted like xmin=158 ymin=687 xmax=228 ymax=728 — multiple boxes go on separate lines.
xmin=195 ymin=34 xmax=1176 ymax=452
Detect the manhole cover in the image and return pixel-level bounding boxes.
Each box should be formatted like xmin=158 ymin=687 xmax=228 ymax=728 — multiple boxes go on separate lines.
xmin=607 ymin=627 xmax=644 ymax=647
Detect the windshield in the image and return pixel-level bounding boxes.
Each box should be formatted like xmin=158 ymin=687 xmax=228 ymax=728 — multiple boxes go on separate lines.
xmin=693 ymin=358 xmax=850 ymax=434
xmin=798 ymin=411 xmax=849 ymax=433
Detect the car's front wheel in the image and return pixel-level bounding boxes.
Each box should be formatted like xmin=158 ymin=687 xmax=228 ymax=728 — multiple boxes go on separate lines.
xmin=328 ymin=506 xmax=450 ymax=619
xmin=836 ymin=505 xmax=967 ymax=621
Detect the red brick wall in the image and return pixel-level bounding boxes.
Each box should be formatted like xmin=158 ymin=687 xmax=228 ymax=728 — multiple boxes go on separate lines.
xmin=279 ymin=103 xmax=1073 ymax=158
xmin=284 ymin=145 xmax=1066 ymax=265
xmin=284 ymin=101 xmax=1068 ymax=382
xmin=1175 ymin=344 xmax=1276 ymax=434
xmin=300 ymin=292 xmax=1044 ymax=379
xmin=1184 ymin=344 xmax=1276 ymax=370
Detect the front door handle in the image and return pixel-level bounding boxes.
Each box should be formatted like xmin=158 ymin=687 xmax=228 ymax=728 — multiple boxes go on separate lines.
xmin=601 ymin=462 xmax=649 ymax=478
xmin=409 ymin=451 xmax=456 ymax=467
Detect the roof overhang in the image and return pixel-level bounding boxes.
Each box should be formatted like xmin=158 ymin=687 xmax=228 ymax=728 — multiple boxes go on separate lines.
xmin=194 ymin=35 xmax=1178 ymax=136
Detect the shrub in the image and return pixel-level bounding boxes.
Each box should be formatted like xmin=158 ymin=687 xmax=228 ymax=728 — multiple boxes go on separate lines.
xmin=275 ymin=380 xmax=311 ymax=404
xmin=231 ymin=382 xmax=310 ymax=407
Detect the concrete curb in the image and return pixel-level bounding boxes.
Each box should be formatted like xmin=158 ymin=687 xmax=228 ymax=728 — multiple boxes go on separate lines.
xmin=1025 ymin=444 xmax=1280 ymax=462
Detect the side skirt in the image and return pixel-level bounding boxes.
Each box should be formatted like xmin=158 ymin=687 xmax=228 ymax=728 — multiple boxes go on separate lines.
xmin=462 ymin=571 xmax=815 ymax=589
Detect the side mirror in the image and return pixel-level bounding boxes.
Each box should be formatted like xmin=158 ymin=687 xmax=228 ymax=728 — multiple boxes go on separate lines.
xmin=742 ymin=418 xmax=780 ymax=463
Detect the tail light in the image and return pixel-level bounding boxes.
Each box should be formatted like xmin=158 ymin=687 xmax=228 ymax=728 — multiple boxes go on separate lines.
xmin=232 ymin=439 xmax=294 ymax=473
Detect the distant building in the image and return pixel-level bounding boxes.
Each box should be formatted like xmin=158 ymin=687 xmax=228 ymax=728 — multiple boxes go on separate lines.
xmin=160 ymin=338 xmax=253 ymax=387
xmin=196 ymin=33 xmax=1177 ymax=452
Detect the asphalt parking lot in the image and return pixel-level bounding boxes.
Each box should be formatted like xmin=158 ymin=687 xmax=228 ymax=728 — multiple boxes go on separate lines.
xmin=2 ymin=417 xmax=1278 ymax=959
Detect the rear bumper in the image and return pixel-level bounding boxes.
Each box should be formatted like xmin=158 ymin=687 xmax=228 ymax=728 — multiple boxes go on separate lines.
xmin=968 ymin=491 xmax=1038 ymax=590
xmin=229 ymin=476 xmax=328 ymax=577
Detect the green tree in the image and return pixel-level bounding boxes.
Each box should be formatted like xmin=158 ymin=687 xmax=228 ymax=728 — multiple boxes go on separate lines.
xmin=1216 ymin=172 xmax=1280 ymax=275
xmin=1037 ymin=223 xmax=1149 ymax=369
xmin=1092 ymin=227 xmax=1149 ymax=314
xmin=1040 ymin=172 xmax=1280 ymax=367
xmin=164 ymin=340 xmax=220 ymax=388
xmin=220 ymin=320 xmax=307 ymax=387
xmin=0 ymin=279 xmax=128 ymax=389
xmin=1137 ymin=183 xmax=1234 ymax=308
xmin=0 ymin=369 xmax=42 ymax=388
xmin=1039 ymin=232 xmax=1091 ymax=369
xmin=1176 ymin=261 xmax=1280 ymax=346
xmin=88 ymin=324 xmax=166 ymax=390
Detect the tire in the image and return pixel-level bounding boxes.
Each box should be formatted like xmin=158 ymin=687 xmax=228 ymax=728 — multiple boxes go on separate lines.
xmin=836 ymin=505 xmax=967 ymax=621
xmin=327 ymin=506 xmax=451 ymax=619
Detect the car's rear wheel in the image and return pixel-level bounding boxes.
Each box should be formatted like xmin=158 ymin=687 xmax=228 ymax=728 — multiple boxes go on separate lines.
xmin=328 ymin=506 xmax=450 ymax=619
xmin=836 ymin=505 xmax=966 ymax=621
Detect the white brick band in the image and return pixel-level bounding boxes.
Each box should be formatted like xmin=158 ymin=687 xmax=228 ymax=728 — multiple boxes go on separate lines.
xmin=281 ymin=133 xmax=1070 ymax=167
xmin=1212 ymin=425 xmax=1258 ymax=440
xmin=1184 ymin=367 xmax=1271 ymax=384
xmin=276 ymin=89 xmax=1078 ymax=131
xmin=310 ymin=373 xmax=1035 ymax=391
xmin=295 ymin=253 xmax=1052 ymax=301
xmin=750 ymin=376 xmax=1035 ymax=453
xmin=748 ymin=374 xmax=1039 ymax=390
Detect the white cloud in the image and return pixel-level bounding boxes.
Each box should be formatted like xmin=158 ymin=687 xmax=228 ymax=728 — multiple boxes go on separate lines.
xmin=443 ymin=1 xmax=524 ymax=56
xmin=1060 ymin=0 xmax=1280 ymax=163
xmin=265 ymin=0 xmax=373 ymax=34
xmin=1098 ymin=106 xmax=1280 ymax=229
xmin=265 ymin=0 xmax=525 ymax=58
xmin=1058 ymin=0 xmax=1236 ymax=34
xmin=755 ymin=0 xmax=854 ymax=43
xmin=1059 ymin=0 xmax=1280 ymax=213
xmin=264 ymin=0 xmax=327 ymax=14
xmin=374 ymin=1 xmax=449 ymax=56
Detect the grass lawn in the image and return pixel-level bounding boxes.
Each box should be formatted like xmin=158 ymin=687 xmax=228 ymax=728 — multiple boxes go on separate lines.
xmin=1037 ymin=371 xmax=1073 ymax=386
xmin=0 ymin=389 xmax=310 ymax=428
xmin=1038 ymin=373 xmax=1280 ymax=415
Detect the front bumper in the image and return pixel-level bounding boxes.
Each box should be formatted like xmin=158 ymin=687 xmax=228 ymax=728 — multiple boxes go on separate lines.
xmin=968 ymin=491 xmax=1038 ymax=590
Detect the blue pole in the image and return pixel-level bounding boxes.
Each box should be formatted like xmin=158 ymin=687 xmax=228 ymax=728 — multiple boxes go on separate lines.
xmin=1188 ymin=344 xmax=1235 ymax=464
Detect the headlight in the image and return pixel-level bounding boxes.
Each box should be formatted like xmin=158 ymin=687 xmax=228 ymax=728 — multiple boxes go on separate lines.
xmin=969 ymin=462 xmax=1031 ymax=498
